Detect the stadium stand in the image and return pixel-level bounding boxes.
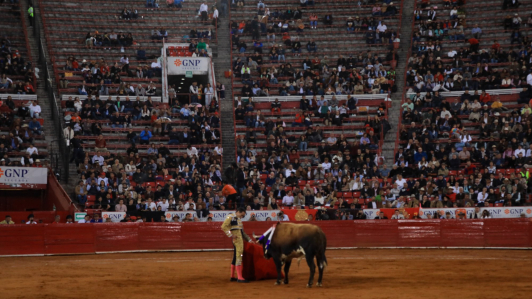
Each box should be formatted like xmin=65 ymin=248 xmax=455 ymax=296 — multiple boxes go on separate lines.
xmin=391 ymin=0 xmax=532 ymax=209
xmin=37 ymin=0 xmax=224 ymax=213
xmin=40 ymin=0 xmax=217 ymax=96
xmin=225 ymin=0 xmax=403 ymax=209
xmin=0 ymin=2 xmax=44 ymax=167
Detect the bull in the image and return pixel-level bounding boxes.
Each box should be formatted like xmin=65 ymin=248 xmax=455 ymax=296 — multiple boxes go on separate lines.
xmin=253 ymin=222 xmax=327 ymax=287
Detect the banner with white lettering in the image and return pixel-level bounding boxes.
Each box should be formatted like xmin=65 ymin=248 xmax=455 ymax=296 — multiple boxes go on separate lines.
xmin=101 ymin=212 xmax=126 ymax=222
xmin=364 ymin=207 xmax=532 ymax=219
xmin=0 ymin=166 xmax=48 ymax=189
xmin=165 ymin=210 xmax=280 ymax=222
xmin=167 ymin=57 xmax=209 ymax=75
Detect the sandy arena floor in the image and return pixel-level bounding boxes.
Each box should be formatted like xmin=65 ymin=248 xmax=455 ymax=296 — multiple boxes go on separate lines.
xmin=1 ymin=249 xmax=531 ymax=299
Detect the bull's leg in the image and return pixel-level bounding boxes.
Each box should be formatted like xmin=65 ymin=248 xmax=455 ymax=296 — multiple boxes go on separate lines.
xmin=305 ymin=255 xmax=316 ymax=288
xmin=316 ymin=255 xmax=325 ymax=287
xmin=274 ymin=259 xmax=284 ymax=285
xmin=283 ymin=260 xmax=292 ymax=284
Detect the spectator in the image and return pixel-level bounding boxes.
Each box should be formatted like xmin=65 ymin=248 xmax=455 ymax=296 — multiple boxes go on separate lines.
xmin=139 ymin=127 xmax=153 ymax=145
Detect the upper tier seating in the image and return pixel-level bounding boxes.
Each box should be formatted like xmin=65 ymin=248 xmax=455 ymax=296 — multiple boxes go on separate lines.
xmin=229 ymin=1 xmax=403 ymax=97
xmin=41 ymin=0 xmax=217 ymax=96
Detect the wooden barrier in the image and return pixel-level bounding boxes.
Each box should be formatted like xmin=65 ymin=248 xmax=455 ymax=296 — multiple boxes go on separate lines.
xmin=0 ymin=219 xmax=531 ymax=256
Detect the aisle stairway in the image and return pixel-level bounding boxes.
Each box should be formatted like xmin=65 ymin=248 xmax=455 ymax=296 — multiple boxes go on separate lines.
xmin=382 ymin=1 xmax=414 ymax=167
xmin=214 ymin=16 xmax=237 ymax=171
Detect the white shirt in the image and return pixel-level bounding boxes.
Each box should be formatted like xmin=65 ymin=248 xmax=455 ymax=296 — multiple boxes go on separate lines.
xmin=199 ymin=3 xmax=209 ymax=12
xmin=282 ymin=195 xmax=294 ymax=206
xmin=157 ymin=201 xmax=169 ymax=211
xmin=212 ymin=9 xmax=219 ymax=18
xmin=395 ymin=178 xmax=407 ymax=189
xmin=151 ymin=61 xmax=161 ymax=68
xmin=515 ymin=149 xmax=525 ymax=157
xmin=30 ymin=104 xmax=41 ymax=113
xmin=377 ymin=24 xmax=387 ymax=32
xmin=26 ymin=220 xmax=37 ymax=224
xmin=477 ymin=192 xmax=488 ymax=203
xmin=321 ymin=162 xmax=331 ymax=170
xmin=97 ymin=176 xmax=109 ymax=186
xmin=527 ymin=73 xmax=532 ymax=86
xmin=285 ymin=168 xmax=296 ymax=177
xmin=147 ymin=202 xmax=157 ymax=211
xmin=26 ymin=147 xmax=38 ymax=155
xmin=92 ymin=155 xmax=104 ymax=166
xmin=187 ymin=147 xmax=198 ymax=157
xmin=78 ymin=219 xmax=90 ymax=223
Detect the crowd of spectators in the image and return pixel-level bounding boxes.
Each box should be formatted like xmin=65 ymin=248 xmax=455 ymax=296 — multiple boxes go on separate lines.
xmin=65 ymin=93 xmax=224 ymax=216
xmin=0 ymin=36 xmax=35 ymax=94
xmin=0 ymin=98 xmax=45 ymax=166
xmin=230 ymin=1 xmax=399 ymax=97
xmin=395 ymin=0 xmax=532 ymax=209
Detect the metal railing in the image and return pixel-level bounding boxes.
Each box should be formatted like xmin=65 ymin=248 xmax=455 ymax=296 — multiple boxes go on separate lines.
xmin=33 ymin=0 xmax=69 ymax=183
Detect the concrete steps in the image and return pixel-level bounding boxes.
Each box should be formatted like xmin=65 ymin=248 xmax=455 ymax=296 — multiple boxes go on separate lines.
xmin=382 ymin=1 xmax=414 ymax=168
xmin=214 ymin=17 xmax=237 ymax=172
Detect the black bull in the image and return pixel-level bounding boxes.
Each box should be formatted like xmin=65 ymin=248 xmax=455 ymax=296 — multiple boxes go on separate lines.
xmin=253 ymin=222 xmax=327 ymax=287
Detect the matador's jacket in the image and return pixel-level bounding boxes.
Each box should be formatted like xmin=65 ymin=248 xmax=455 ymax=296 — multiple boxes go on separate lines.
xmin=221 ymin=213 xmax=251 ymax=266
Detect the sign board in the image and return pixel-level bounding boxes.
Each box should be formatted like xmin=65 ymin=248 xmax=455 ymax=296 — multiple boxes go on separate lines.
xmin=167 ymin=57 xmax=209 ymax=75
xmin=165 ymin=210 xmax=280 ymax=222
xmin=101 ymin=212 xmax=126 ymax=223
xmin=364 ymin=207 xmax=532 ymax=219
xmin=185 ymin=71 xmax=193 ymax=78
xmin=0 ymin=167 xmax=48 ymax=189
xmin=74 ymin=212 xmax=87 ymax=222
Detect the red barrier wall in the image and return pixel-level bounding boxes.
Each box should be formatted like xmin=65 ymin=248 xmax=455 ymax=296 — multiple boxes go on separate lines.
xmin=45 ymin=173 xmax=73 ymax=211
xmin=1 ymin=219 xmax=531 ymax=256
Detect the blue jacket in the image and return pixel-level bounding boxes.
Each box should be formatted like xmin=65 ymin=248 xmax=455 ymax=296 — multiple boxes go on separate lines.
xmin=140 ymin=130 xmax=152 ymax=141
xmin=28 ymin=120 xmax=41 ymax=131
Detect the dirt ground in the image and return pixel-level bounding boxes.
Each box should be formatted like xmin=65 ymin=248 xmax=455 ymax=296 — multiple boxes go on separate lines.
xmin=1 ymin=249 xmax=531 ymax=299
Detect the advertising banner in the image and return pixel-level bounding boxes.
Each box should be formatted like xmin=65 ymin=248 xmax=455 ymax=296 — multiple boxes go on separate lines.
xmin=167 ymin=57 xmax=209 ymax=75
xmin=101 ymin=212 xmax=126 ymax=223
xmin=0 ymin=166 xmax=48 ymax=189
xmin=164 ymin=210 xmax=280 ymax=222
xmin=365 ymin=207 xmax=532 ymax=219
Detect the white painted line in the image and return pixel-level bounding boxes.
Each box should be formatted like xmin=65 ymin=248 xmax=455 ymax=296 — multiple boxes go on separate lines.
xmin=2 ymin=246 xmax=530 ymax=258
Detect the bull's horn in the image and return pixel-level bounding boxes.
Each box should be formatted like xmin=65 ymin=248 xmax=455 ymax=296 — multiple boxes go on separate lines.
xmin=252 ymin=232 xmax=260 ymax=240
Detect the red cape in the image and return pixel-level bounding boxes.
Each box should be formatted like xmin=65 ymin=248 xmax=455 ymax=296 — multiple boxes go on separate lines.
xmin=242 ymin=242 xmax=283 ymax=281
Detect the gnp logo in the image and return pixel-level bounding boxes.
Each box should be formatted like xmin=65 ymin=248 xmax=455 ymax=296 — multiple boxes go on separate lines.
xmin=0 ymin=168 xmax=28 ymax=178
xmin=174 ymin=59 xmax=202 ymax=67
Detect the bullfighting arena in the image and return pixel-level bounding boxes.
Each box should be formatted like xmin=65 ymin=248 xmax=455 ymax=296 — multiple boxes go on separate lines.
xmin=2 ymin=249 xmax=531 ymax=299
